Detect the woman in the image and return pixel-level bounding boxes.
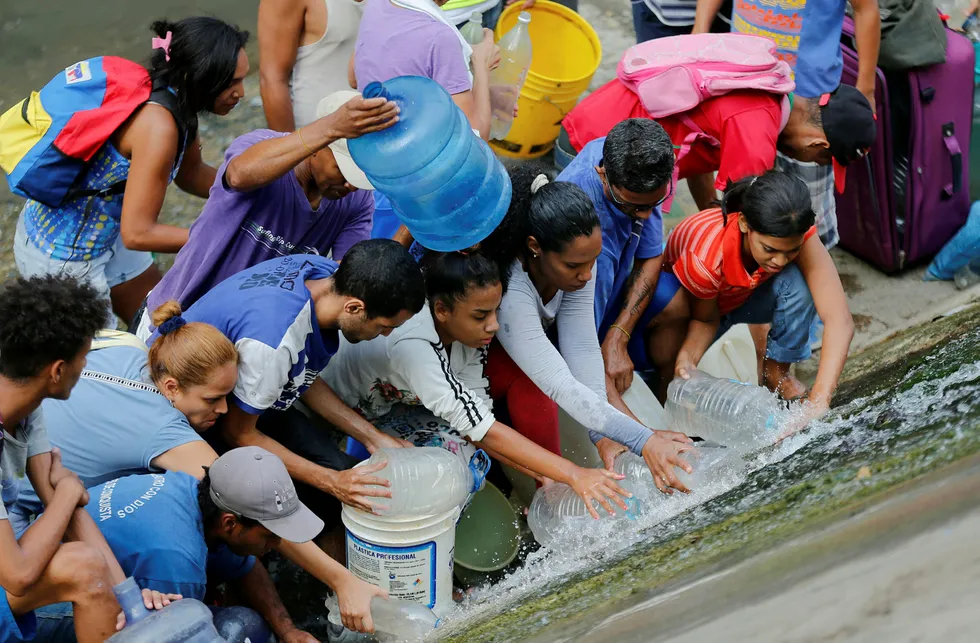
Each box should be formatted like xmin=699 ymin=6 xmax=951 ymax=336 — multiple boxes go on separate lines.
xmin=481 ymin=166 xmax=692 ymax=494
xmin=8 ymin=300 xmax=237 ymax=534
xmin=658 ymin=171 xmax=854 ymax=420
xmin=322 ymin=250 xmax=631 ymax=517
xmin=14 ymin=17 xmax=251 ymax=326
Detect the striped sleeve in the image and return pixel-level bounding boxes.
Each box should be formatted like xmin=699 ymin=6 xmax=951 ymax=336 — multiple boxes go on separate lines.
xmin=673 ymin=250 xmax=722 ymax=300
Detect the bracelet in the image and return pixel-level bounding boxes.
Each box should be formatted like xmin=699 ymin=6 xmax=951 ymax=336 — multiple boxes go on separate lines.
xmin=297 ymin=127 xmax=317 ymax=158
xmin=609 ymin=324 xmax=631 ymax=340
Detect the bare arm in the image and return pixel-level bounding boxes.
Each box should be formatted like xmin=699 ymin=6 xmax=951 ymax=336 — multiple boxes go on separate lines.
xmin=851 ymin=0 xmax=881 ymax=112
xmin=235 ymin=563 xmax=309 ymax=640
xmin=149 ymin=441 xmax=220 ymax=481
xmin=392 ymin=224 xmax=414 ymax=249
xmin=224 ymin=96 xmax=398 ymax=192
xmin=453 ymin=29 xmax=498 ymax=140
xmin=674 ymin=294 xmax=721 ymax=378
xmin=692 ymin=0 xmax=727 ymax=34
xmin=28 ymin=451 xmax=126 ymax=586
xmin=0 ymin=479 xmax=85 ymax=595
xmin=173 ymin=134 xmax=218 ymax=198
xmin=259 ymin=0 xmax=305 ymax=132
xmin=301 ymin=378 xmax=405 ymax=452
xmin=348 ymin=51 xmax=357 ymax=90
xmin=117 ymin=105 xmax=189 ymax=253
xmin=601 ymin=255 xmax=664 ymax=394
xmin=796 ymin=236 xmax=854 ymax=409
xmin=277 ymin=540 xmax=387 ymax=633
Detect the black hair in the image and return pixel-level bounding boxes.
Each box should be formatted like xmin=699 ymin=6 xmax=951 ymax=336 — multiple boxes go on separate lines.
xmin=334 ymin=239 xmax=426 ymax=319
xmin=720 ymin=170 xmax=815 ymax=236
xmin=420 ymin=251 xmax=504 ymax=312
xmin=148 ymin=17 xmax=249 ymax=121
xmin=603 ymin=118 xmax=674 ymax=194
xmin=0 ymin=276 xmax=105 ymax=381
xmin=198 ymin=469 xmax=260 ymax=531
xmin=482 ymin=162 xmax=600 ymax=270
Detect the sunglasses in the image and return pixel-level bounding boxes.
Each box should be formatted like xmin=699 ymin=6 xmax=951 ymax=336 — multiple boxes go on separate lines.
xmin=601 ymin=171 xmax=672 ymax=216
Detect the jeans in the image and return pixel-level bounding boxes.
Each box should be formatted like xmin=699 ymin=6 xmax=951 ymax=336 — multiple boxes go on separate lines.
xmin=719 ymin=264 xmax=818 ymax=364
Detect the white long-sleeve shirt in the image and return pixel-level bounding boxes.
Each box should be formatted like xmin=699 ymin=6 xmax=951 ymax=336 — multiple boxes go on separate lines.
xmin=495 ymin=261 xmax=653 ymax=455
xmin=321 ymin=306 xmax=494 ymax=442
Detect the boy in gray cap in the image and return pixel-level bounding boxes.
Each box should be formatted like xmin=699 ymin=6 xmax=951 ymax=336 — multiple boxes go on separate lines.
xmin=34 ymin=447 xmax=386 ymax=640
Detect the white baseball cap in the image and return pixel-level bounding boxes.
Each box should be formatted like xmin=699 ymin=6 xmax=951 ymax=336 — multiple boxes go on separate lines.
xmin=315 ymin=90 xmax=374 ymax=190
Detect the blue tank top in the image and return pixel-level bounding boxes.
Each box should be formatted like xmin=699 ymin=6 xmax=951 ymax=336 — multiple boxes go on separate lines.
xmin=22 ymin=129 xmax=185 ymax=262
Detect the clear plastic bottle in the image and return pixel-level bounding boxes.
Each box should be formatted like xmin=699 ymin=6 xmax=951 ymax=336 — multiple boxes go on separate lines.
xmin=665 ymin=369 xmax=784 ymax=454
xmin=954 ymin=256 xmax=980 ymax=289
xmin=460 ymin=12 xmax=485 ymax=45
xmin=488 ymin=11 xmax=533 ymax=141
xmin=613 ymin=447 xmax=744 ymax=496
xmin=526 ymin=478 xmax=640 ymax=547
xmin=326 ymin=595 xmax=440 ymax=641
xmin=359 ymin=447 xmax=488 ymax=517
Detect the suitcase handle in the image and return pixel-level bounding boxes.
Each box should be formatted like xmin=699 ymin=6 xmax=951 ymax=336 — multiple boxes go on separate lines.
xmin=942 ymin=123 xmax=962 ymax=198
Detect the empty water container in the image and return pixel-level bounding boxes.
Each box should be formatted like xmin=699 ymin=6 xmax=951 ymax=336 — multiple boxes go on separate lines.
xmin=347 ymin=76 xmax=512 ymax=251
xmin=460 ymin=12 xmax=485 ymax=45
xmin=363 ymin=447 xmax=490 ymax=517
xmin=488 ymin=11 xmax=533 ymax=141
xmin=526 ymin=479 xmax=640 ymax=547
xmin=109 ymin=577 xmax=222 ymax=643
xmin=613 ymin=446 xmax=744 ymax=499
xmin=326 ymin=594 xmax=440 ymax=641
xmin=665 ymin=369 xmax=785 ymax=454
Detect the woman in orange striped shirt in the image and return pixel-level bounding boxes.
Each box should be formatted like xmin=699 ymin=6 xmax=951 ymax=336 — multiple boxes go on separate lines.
xmin=654 ymin=170 xmax=853 ymax=421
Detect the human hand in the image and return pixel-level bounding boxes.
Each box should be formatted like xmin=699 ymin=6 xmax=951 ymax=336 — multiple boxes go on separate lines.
xmin=336 ymin=575 xmax=388 ymax=633
xmin=364 ymin=431 xmax=413 ymax=453
xmin=49 ymin=448 xmax=89 ymax=506
xmin=674 ymin=356 xmax=696 ymax=381
xmin=856 ymin=80 xmax=876 ymax=115
xmin=595 ymin=437 xmax=628 ymax=471
xmin=641 ymin=433 xmax=693 ymax=494
xmin=322 ymin=95 xmax=399 ymax=140
xmin=472 ymin=29 xmax=502 ymax=71
xmin=777 ymin=397 xmax=830 ymax=441
xmin=280 ymin=629 xmax=319 ymax=643
xmin=601 ymin=335 xmax=634 ymax=394
xmin=321 ymin=461 xmax=392 ymax=513
xmin=116 ymin=590 xmax=182 ymax=630
xmin=566 ymin=466 xmax=631 ymax=519
xmin=656 ymin=429 xmax=693 ymax=445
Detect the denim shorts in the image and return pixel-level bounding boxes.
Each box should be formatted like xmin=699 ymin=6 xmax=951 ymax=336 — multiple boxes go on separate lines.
xmin=14 ymin=211 xmax=153 ymax=328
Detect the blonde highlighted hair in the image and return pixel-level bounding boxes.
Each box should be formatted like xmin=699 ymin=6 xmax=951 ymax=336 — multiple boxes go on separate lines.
xmin=148 ymin=301 xmax=238 ymax=388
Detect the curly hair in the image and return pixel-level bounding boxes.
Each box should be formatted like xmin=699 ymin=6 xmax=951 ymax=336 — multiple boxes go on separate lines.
xmin=0 ymin=276 xmax=105 ymax=380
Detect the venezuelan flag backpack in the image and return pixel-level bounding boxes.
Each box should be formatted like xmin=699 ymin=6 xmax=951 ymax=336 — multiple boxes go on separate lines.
xmin=0 ymin=56 xmax=188 ymax=208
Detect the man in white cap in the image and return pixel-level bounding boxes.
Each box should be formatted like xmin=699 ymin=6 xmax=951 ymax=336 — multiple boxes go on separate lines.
xmin=134 ymin=90 xmax=397 ymax=340
xmin=35 ymin=447 xmax=388 ymax=640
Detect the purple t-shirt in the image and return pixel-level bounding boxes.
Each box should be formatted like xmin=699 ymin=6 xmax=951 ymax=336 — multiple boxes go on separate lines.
xmin=146 ymin=130 xmax=373 ymax=321
xmin=354 ymin=0 xmax=471 ymax=94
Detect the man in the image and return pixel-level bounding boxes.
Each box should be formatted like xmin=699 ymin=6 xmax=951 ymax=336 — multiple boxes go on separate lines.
xmin=135 ymin=92 xmax=398 ymax=340
xmin=86 ymin=448 xmax=383 ymax=638
xmin=0 ymin=276 xmax=168 ymax=642
xmin=557 ymin=119 xmax=680 ymax=403
xmin=633 ymin=0 xmax=730 ymax=44
xmin=559 ymin=78 xmax=876 ymax=217
xmin=259 ymin=0 xmax=366 ymax=132
xmin=148 ymin=241 xmax=426 ymax=545
xmin=693 ymin=0 xmax=881 ymax=247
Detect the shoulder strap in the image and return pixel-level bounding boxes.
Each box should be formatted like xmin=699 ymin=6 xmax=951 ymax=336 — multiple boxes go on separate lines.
xmin=147 ymin=81 xmax=195 ymax=169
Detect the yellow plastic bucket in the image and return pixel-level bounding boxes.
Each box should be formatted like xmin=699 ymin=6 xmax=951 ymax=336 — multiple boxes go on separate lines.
xmin=490 ymin=1 xmax=602 ymax=159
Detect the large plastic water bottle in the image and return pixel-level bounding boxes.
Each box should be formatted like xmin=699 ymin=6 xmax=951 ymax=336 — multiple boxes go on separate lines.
xmin=347 ymin=76 xmax=512 ymax=251
xmin=460 ymin=12 xmax=485 ymax=45
xmin=526 ymin=478 xmax=640 ymax=547
xmin=613 ymin=446 xmax=744 ymax=498
xmin=326 ymin=595 xmax=440 ymax=641
xmin=362 ymin=447 xmax=490 ymax=517
xmin=488 ymin=11 xmax=533 ymax=141
xmin=665 ymin=369 xmax=785 ymax=454
xmin=109 ymin=577 xmax=223 ymax=642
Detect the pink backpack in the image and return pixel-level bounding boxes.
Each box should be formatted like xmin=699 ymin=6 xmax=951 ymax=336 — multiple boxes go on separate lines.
xmin=616 ymin=33 xmax=795 ymax=117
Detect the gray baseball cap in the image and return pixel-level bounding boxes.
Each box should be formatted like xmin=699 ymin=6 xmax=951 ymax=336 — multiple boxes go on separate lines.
xmin=209 ymin=447 xmax=323 ymax=543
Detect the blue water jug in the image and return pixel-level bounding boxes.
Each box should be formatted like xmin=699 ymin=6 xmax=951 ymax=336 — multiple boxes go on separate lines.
xmin=109 ymin=577 xmax=223 ymax=642
xmin=348 ymin=76 xmax=512 ymax=252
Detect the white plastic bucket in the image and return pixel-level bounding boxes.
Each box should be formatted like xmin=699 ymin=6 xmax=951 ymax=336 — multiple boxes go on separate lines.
xmin=342 ymin=505 xmax=460 ymax=617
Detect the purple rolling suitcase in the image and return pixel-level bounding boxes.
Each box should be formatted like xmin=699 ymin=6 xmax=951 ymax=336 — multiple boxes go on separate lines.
xmin=835 ymin=17 xmax=974 ymax=273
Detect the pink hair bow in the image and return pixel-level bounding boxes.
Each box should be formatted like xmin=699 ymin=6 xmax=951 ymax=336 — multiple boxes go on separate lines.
xmin=152 ymin=30 xmax=172 ymax=62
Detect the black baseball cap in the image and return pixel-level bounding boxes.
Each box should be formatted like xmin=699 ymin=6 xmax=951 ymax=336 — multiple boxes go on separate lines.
xmin=819 ymin=84 xmax=876 ymax=193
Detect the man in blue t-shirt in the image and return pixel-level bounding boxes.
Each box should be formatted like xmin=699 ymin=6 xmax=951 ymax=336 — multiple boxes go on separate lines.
xmin=557 ymin=119 xmax=679 ymax=404
xmin=40 ymin=447 xmax=389 ymax=639
xmin=153 ymin=240 xmax=426 ymax=530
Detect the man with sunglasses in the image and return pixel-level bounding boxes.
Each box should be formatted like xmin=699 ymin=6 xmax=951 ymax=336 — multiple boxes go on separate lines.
xmin=557 ymin=118 xmax=680 ymax=414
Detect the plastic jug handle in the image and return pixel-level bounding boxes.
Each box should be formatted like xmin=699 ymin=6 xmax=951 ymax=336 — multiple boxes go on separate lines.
xmin=468 ymin=449 xmax=491 ymax=493
xmin=363 ymin=81 xmax=392 ymax=102
xmin=112 ymin=577 xmax=152 ymax=627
